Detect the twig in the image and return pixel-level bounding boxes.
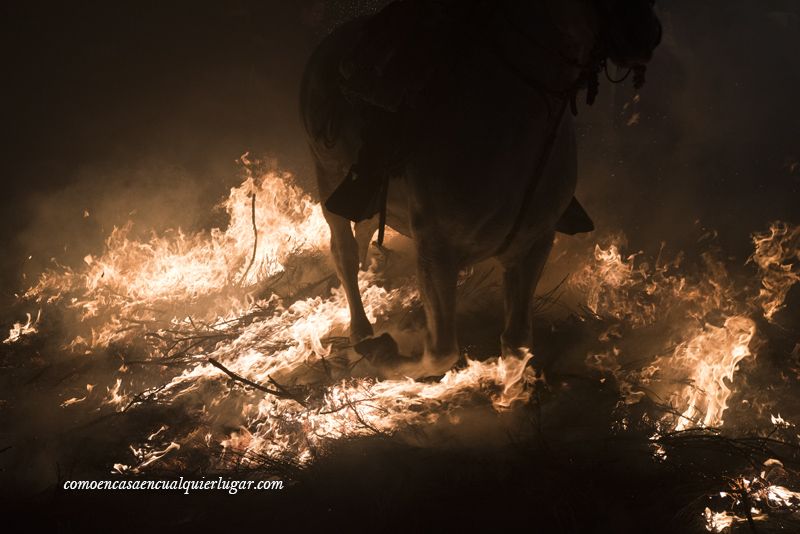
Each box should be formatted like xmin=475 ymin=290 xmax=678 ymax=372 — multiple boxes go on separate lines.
xmin=208 ymin=358 xmax=306 ymax=406
xmin=238 ymin=192 xmax=258 ymax=286
xmin=341 ymin=391 xmax=387 ymax=436
xmin=267 ymin=374 xmax=303 ymax=401
xmin=122 ymin=384 xmax=169 ymax=412
xmin=318 ymin=352 xmax=332 ymax=380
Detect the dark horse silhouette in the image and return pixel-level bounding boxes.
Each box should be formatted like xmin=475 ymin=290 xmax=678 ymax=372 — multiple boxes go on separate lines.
xmin=300 ymin=0 xmax=661 ymax=378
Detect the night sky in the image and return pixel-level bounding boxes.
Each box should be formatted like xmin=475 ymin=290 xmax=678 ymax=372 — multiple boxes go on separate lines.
xmin=2 ymin=0 xmax=798 ymax=305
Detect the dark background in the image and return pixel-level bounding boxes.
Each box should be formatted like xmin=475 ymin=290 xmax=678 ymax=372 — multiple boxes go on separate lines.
xmin=1 ymin=0 xmax=798 ymax=302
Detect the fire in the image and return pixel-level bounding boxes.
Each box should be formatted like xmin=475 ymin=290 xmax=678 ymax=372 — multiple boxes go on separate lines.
xmin=213 ymin=352 xmax=534 ymax=465
xmin=669 ymin=316 xmax=755 ymax=431
xmin=6 ymin=153 xmax=800 ymax=531
xmin=24 ymin=159 xmax=329 ymax=348
xmin=572 ymin=226 xmax=800 ymax=531
xmin=704 ymin=507 xmax=735 ymax=533
xmin=9 ymin=161 xmax=535 ymax=472
xmin=750 ymin=221 xmax=800 ymax=321
xmin=3 ymin=310 xmax=40 ymax=344
xmin=704 ymin=466 xmax=800 ymax=532
xmin=573 ymin=226 xmax=800 ymax=432
xmin=60 ymin=383 xmax=95 ymax=407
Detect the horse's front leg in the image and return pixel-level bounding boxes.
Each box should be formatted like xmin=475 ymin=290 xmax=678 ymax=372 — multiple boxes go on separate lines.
xmin=499 ymin=231 xmax=555 ymax=357
xmin=323 ymin=208 xmax=374 ymax=343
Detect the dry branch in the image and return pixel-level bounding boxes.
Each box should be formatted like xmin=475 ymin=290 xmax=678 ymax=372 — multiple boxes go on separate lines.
xmin=207 ymin=357 xmax=306 ymax=406
xmin=238 ymin=191 xmax=258 ymax=286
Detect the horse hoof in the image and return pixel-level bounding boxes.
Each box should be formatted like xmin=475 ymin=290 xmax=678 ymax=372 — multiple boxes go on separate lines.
xmin=354 ymin=333 xmax=420 ymax=379
xmin=349 ymin=322 xmax=375 ymax=344
xmin=415 ymin=353 xmax=461 ymax=378
xmin=354 ymin=332 xmax=400 ymax=363
xmin=381 ymin=352 xmax=460 ymax=381
xmin=355 ymin=335 xmax=462 ymax=380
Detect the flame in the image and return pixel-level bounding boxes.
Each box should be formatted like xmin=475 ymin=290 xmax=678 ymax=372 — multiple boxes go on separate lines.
xmin=770 ymin=413 xmax=792 ymax=428
xmin=750 ymin=222 xmax=800 ymax=321
xmin=574 ymin=237 xmax=762 ymax=431
xmin=24 ymin=166 xmax=329 ymax=348
xmin=114 ymin=442 xmax=181 ymax=474
xmin=105 ymin=378 xmax=129 ymax=411
xmin=670 ymin=316 xmax=755 ymax=431
xmin=704 ymin=507 xmax=735 ymax=533
xmin=61 ymin=383 xmax=95 ymax=407
xmin=4 ymin=310 xmax=40 ymax=344
xmin=218 ymin=353 xmax=534 ymax=464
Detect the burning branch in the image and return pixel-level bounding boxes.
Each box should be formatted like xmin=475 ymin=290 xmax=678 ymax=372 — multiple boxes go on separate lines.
xmin=238 ymin=191 xmax=259 ymax=287
xmin=207 ymin=357 xmax=307 ymax=406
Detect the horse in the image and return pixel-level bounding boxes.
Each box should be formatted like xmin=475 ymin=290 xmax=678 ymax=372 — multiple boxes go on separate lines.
xmin=300 ymin=0 xmax=662 ymax=378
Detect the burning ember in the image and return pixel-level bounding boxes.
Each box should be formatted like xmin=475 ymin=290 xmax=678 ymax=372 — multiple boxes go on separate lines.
xmin=6 ymin=160 xmax=800 ymax=531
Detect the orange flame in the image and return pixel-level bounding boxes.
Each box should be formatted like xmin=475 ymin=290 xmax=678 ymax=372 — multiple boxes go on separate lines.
xmin=574 ymin=236 xmax=761 ymax=431
xmin=750 ymin=222 xmax=800 ymax=321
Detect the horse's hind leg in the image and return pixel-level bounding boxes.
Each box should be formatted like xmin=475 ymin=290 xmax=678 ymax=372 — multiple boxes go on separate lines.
xmin=499 ymin=231 xmax=555 ymax=357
